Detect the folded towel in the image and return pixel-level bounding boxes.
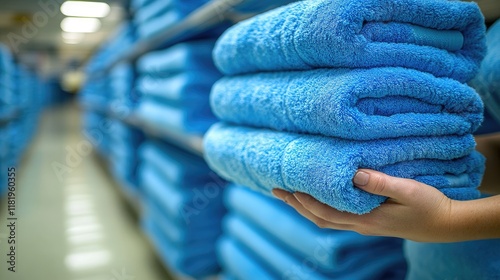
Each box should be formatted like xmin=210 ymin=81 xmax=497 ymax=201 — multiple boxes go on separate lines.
xmin=139 ymin=163 xmax=225 ymax=225
xmin=218 ymin=237 xmax=277 ymax=280
xmin=137 ymin=71 xmax=220 ymax=105
xmin=213 ymin=0 xmax=486 ymax=82
xmin=225 ymin=185 xmax=405 ymax=271
xmin=147 ymin=198 xmax=222 ymax=245
xmin=224 ymin=214 xmax=407 ymax=279
xmin=404 ymin=238 xmax=500 ymax=280
xmin=136 ymin=97 xmax=217 ymax=134
xmin=470 ymin=19 xmax=500 ymax=129
xmin=142 ymin=216 xmax=220 ymax=278
xmin=137 ymin=40 xmax=217 ymax=74
xmin=139 ymin=140 xmax=214 ymax=186
xmin=204 ymin=123 xmax=485 ymax=214
xmin=211 ymin=68 xmax=483 ymax=140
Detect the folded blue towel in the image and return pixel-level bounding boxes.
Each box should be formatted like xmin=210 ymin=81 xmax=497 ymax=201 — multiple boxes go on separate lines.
xmin=142 ymin=216 xmax=220 ymax=278
xmin=139 ymin=163 xmax=225 ymax=225
xmin=404 ymin=239 xmax=500 ymax=280
xmin=218 ymin=237 xmax=277 ymax=280
xmin=224 ymin=214 xmax=407 ymax=279
xmin=137 ymin=71 xmax=220 ymax=105
xmin=211 ymin=67 xmax=483 ymax=140
xmin=135 ymin=97 xmax=217 ymax=134
xmin=139 ymin=140 xmax=214 ymax=186
xmin=213 ymin=0 xmax=486 ymax=82
xmin=470 ymin=19 xmax=500 ymax=129
xmin=137 ymin=40 xmax=217 ymax=74
xmin=225 ymin=185 xmax=405 ymax=272
xmin=204 ymin=123 xmax=485 ymax=214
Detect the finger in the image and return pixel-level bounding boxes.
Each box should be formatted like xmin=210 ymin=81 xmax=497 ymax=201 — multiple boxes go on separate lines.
xmin=353 ymin=169 xmax=427 ymax=201
xmin=273 ymin=189 xmax=351 ymax=230
xmin=293 ymin=192 xmax=360 ymax=224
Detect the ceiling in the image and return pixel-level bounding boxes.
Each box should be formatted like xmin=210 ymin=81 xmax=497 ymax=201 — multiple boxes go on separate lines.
xmin=0 ymin=0 xmax=498 ymax=79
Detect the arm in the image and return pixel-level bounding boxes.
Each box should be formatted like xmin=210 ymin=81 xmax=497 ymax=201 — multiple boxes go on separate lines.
xmin=273 ymin=169 xmax=500 ymax=242
xmin=475 ymin=133 xmax=500 ymax=195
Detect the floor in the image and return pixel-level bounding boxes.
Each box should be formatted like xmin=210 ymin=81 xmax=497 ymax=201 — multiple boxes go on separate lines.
xmin=0 ymin=103 xmax=173 ymax=280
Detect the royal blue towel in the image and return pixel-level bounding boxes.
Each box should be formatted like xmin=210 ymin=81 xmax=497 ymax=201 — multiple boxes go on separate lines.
xmin=139 ymin=163 xmax=225 ymax=225
xmin=225 ymin=185 xmax=405 ymax=272
xmin=404 ymin=238 xmax=500 ymax=280
xmin=135 ymin=97 xmax=217 ymax=134
xmin=204 ymin=123 xmax=485 ymax=214
xmin=142 ymin=216 xmax=220 ymax=278
xmin=139 ymin=140 xmax=215 ymax=185
xmin=137 ymin=40 xmax=217 ymax=74
xmin=470 ymin=19 xmax=500 ymax=129
xmin=218 ymin=237 xmax=276 ymax=280
xmin=211 ymin=67 xmax=483 ymax=140
xmin=138 ymin=71 xmax=220 ymax=105
xmin=213 ymin=0 xmax=486 ymax=82
xmin=224 ymin=214 xmax=407 ymax=279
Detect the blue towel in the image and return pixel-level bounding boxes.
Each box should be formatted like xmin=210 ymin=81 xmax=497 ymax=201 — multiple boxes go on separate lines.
xmin=203 ymin=123 xmax=485 ymax=214
xmin=211 ymin=67 xmax=483 ymax=140
xmin=232 ymin=0 xmax=297 ymax=13
xmin=470 ymin=19 xmax=500 ymax=129
xmin=135 ymin=97 xmax=217 ymax=134
xmin=139 ymin=140 xmax=215 ymax=186
xmin=137 ymin=71 xmax=220 ymax=105
xmin=139 ymin=163 xmax=226 ymax=225
xmin=224 ymin=214 xmax=407 ymax=279
xmin=218 ymin=237 xmax=277 ymax=280
xmin=213 ymin=0 xmax=486 ymax=82
xmin=225 ymin=185 xmax=406 ymax=272
xmin=137 ymin=40 xmax=217 ymax=75
xmin=142 ymin=216 xmax=220 ymax=278
xmin=404 ymin=239 xmax=500 ymax=280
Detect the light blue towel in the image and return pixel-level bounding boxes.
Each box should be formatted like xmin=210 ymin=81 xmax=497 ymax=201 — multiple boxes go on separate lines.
xmin=135 ymin=97 xmax=217 ymax=134
xmin=470 ymin=19 xmax=500 ymax=128
xmin=137 ymin=71 xmax=220 ymax=105
xmin=404 ymin=239 xmax=500 ymax=279
xmin=224 ymin=214 xmax=407 ymax=279
xmin=218 ymin=237 xmax=277 ymax=280
xmin=211 ymin=67 xmax=483 ymax=140
xmin=225 ymin=185 xmax=406 ymax=272
xmin=137 ymin=40 xmax=217 ymax=74
xmin=139 ymin=163 xmax=225 ymax=225
xmin=213 ymin=0 xmax=486 ymax=82
xmin=204 ymin=123 xmax=485 ymax=214
xmin=142 ymin=216 xmax=220 ymax=278
xmin=139 ymin=140 xmax=214 ymax=186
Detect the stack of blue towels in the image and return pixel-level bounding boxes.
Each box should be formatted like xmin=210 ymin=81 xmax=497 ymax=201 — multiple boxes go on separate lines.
xmin=109 ymin=63 xmax=137 ymax=113
xmin=138 ymin=140 xmax=226 ymax=278
xmin=204 ymin=0 xmax=488 ymax=215
xmin=0 ymin=44 xmax=14 ymax=196
xmin=135 ymin=40 xmax=222 ymax=134
xmin=219 ymin=185 xmax=407 ymax=280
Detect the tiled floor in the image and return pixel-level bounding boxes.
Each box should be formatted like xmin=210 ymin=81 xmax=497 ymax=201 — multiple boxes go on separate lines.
xmin=0 ymin=104 xmax=172 ymax=280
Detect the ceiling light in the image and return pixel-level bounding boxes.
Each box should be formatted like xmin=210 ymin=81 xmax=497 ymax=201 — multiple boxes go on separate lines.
xmin=61 ymin=1 xmax=110 ymax=18
xmin=61 ymin=17 xmax=101 ymax=33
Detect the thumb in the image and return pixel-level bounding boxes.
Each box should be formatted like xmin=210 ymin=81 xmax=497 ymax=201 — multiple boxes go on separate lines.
xmin=353 ymin=169 xmax=423 ymax=201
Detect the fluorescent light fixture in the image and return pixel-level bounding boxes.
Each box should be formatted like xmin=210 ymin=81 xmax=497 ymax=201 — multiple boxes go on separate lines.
xmin=61 ymin=17 xmax=101 ymax=33
xmin=61 ymin=1 xmax=110 ymax=18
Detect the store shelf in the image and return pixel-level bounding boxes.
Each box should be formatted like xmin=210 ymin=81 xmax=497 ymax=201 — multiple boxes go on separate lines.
xmin=80 ymin=102 xmax=205 ymax=157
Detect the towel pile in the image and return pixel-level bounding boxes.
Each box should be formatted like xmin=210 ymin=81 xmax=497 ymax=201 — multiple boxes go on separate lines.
xmin=404 ymin=19 xmax=500 ymax=280
xmin=219 ymin=185 xmax=407 ymax=280
xmin=204 ymin=0 xmax=488 ymax=214
xmin=138 ymin=140 xmax=226 ymax=278
xmin=135 ymin=40 xmax=222 ymax=134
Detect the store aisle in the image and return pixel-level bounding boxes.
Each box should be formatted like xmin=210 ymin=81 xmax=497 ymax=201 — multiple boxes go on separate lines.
xmin=0 ymin=103 xmax=172 ymax=280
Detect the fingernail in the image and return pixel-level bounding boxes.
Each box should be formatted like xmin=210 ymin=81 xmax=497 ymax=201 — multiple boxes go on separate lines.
xmin=353 ymin=171 xmax=369 ymax=186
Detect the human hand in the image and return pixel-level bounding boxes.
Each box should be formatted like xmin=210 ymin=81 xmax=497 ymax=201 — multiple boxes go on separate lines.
xmin=272 ymin=169 xmax=458 ymax=242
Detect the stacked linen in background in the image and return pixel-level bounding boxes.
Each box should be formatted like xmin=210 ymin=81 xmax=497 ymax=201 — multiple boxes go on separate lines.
xmin=0 ymin=44 xmax=15 ymax=196
xmin=218 ymin=185 xmax=407 ymax=280
xmin=138 ymin=140 xmax=226 ymax=278
xmin=109 ymin=63 xmax=138 ymax=114
xmin=205 ymin=0 xmax=487 ymax=216
xmin=135 ymin=40 xmax=222 ymax=134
